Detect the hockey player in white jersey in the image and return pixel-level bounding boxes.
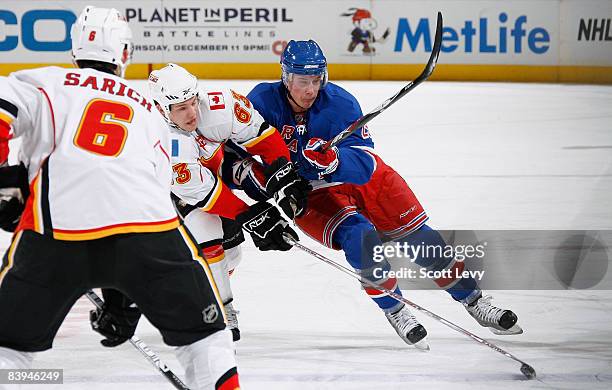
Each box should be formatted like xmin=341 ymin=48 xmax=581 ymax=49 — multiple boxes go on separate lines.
xmin=0 ymin=7 xmax=241 ymax=389
xmin=148 ymin=63 xmax=312 ymax=341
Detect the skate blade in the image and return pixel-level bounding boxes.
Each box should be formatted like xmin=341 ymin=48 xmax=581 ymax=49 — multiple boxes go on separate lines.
xmin=413 ymin=338 xmax=430 ymax=351
xmin=490 ymin=323 xmax=523 ymax=335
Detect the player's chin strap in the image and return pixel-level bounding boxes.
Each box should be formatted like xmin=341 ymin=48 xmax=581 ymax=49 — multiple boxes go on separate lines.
xmin=285 ymin=90 xmax=309 ymax=113
xmin=281 ymin=233 xmax=538 ymax=380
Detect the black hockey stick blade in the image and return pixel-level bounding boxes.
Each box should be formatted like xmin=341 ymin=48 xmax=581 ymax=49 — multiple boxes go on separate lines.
xmin=521 ymin=363 xmax=537 ymax=379
xmin=322 ymin=11 xmax=443 ymax=151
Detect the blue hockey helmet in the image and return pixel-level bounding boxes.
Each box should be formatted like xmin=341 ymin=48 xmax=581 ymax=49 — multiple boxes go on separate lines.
xmin=280 ymin=40 xmax=328 ymax=89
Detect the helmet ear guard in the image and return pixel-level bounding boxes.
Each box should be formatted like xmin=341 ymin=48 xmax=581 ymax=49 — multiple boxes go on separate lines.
xmin=148 ymin=63 xmax=200 ymax=128
xmin=70 ymin=6 xmax=133 ymax=77
xmin=280 ymin=40 xmax=328 ymax=89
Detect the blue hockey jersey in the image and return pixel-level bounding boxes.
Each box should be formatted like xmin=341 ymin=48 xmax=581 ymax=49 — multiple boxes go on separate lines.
xmin=247 ymin=81 xmax=376 ymax=185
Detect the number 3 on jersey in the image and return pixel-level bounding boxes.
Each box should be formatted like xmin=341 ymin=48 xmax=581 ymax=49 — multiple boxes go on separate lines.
xmin=172 ymin=163 xmax=191 ymax=184
xmin=74 ymin=98 xmax=133 ymax=157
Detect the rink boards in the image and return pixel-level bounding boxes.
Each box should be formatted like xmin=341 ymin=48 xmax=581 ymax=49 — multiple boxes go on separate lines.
xmin=0 ymin=0 xmax=611 ymax=82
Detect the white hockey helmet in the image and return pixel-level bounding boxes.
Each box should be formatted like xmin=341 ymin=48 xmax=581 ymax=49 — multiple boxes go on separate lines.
xmin=70 ymin=6 xmax=133 ymax=77
xmin=148 ymin=63 xmax=199 ymax=123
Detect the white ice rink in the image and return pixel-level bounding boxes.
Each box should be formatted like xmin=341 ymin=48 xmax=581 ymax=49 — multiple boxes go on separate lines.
xmin=1 ymin=79 xmax=612 ymax=389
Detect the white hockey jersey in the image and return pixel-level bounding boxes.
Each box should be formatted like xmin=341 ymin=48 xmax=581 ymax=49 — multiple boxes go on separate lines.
xmin=169 ymin=88 xmax=289 ymax=218
xmin=0 ymin=67 xmax=178 ymax=240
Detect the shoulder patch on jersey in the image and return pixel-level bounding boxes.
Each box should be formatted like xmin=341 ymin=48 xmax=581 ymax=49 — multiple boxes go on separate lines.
xmin=207 ymin=92 xmax=225 ymax=110
xmin=171 ymin=139 xmax=179 ymax=157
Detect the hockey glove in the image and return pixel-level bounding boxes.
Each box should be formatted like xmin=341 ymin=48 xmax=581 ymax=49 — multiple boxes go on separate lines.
xmin=0 ymin=195 xmax=24 ymax=232
xmin=301 ymin=138 xmax=339 ymax=180
xmin=90 ymin=289 xmax=141 ymax=348
xmin=236 ymin=201 xmax=298 ymax=251
xmin=0 ymin=163 xmax=29 ymax=232
xmin=228 ymin=156 xmax=269 ymax=201
xmin=264 ymin=157 xmax=312 ymax=219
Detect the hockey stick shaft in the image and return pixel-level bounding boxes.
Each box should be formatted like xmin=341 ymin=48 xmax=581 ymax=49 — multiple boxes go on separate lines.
xmin=283 ymin=235 xmax=536 ymax=376
xmin=85 ymin=290 xmax=190 ymax=390
xmin=322 ymin=11 xmax=443 ymax=152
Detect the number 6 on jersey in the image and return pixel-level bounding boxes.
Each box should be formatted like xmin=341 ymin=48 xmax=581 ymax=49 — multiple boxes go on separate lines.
xmin=74 ymin=98 xmax=133 ymax=157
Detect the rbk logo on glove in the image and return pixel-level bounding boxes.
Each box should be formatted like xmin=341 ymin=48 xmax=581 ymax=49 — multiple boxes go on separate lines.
xmin=272 ymin=163 xmax=293 ymax=182
xmin=244 ymin=210 xmax=271 ymax=237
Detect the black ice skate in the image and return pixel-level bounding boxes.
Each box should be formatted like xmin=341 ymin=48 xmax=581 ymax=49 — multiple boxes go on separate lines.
xmin=464 ymin=294 xmax=523 ymax=335
xmin=385 ymin=305 xmax=429 ymax=351
xmin=224 ymin=301 xmax=241 ymax=341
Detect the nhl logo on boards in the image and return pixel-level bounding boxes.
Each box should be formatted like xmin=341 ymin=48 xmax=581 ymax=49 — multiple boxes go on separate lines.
xmin=202 ymin=304 xmax=219 ymax=324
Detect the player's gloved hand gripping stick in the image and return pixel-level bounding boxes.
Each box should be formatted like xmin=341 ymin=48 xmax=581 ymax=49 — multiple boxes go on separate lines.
xmin=278 ymin=13 xmax=536 ymax=379
xmin=86 ymin=290 xmax=190 ymax=390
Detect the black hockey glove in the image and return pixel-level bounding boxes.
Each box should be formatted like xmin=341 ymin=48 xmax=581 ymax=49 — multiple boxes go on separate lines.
xmin=0 ymin=163 xmax=29 ymax=232
xmin=264 ymin=157 xmax=312 ymax=219
xmin=236 ymin=201 xmax=298 ymax=251
xmin=89 ymin=289 xmax=141 ymax=348
xmin=0 ymin=196 xmax=24 ymax=232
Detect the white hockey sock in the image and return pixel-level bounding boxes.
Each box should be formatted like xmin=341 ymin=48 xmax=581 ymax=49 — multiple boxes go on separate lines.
xmin=175 ymin=329 xmax=238 ymax=390
xmin=209 ymin=257 xmax=233 ymax=304
xmin=224 ymin=246 xmax=242 ymax=274
xmin=0 ymin=347 xmax=34 ymax=390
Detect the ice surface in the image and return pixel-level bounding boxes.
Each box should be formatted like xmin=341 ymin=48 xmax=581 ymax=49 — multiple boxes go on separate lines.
xmin=1 ymin=80 xmax=611 ymax=389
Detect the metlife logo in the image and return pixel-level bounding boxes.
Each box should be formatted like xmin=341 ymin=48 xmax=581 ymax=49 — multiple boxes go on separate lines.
xmin=394 ymin=13 xmax=550 ymax=54
xmin=0 ymin=0 xmax=609 ymax=81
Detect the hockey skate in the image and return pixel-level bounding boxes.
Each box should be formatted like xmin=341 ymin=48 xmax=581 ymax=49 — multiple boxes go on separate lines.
xmin=385 ymin=305 xmax=429 ymax=351
xmin=224 ymin=301 xmax=241 ymax=341
xmin=464 ymin=294 xmax=523 ymax=335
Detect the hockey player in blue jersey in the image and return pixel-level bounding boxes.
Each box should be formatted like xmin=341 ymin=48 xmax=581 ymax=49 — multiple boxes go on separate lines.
xmin=226 ymin=40 xmax=522 ymax=349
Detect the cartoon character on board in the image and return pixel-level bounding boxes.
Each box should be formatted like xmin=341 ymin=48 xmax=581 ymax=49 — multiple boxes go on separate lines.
xmin=341 ymin=8 xmax=390 ymax=55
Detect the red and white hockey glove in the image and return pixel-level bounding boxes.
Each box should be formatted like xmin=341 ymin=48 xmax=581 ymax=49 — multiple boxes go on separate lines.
xmin=301 ymin=138 xmax=339 ymax=180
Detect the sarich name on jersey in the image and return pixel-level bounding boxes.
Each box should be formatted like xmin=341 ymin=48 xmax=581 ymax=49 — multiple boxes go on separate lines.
xmin=63 ymin=73 xmax=153 ymax=112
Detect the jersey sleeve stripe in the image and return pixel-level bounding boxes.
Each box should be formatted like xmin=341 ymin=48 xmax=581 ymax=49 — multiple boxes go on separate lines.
xmin=240 ymin=124 xmax=276 ymax=148
xmin=0 ymin=111 xmax=14 ymax=128
xmin=198 ymin=176 xmax=223 ymax=212
xmin=0 ymin=98 xmax=18 ymax=118
xmin=191 ymin=173 xmax=219 ymax=211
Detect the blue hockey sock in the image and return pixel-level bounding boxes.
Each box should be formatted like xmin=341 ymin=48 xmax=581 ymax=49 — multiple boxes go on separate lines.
xmin=334 ymin=214 xmax=404 ymax=312
xmin=396 ymin=224 xmax=480 ymax=302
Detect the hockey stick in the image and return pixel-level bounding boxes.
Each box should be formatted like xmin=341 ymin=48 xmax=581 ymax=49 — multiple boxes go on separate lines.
xmin=322 ymin=11 xmax=443 ymax=152
xmin=85 ymin=290 xmax=190 ymax=390
xmin=282 ymin=235 xmax=537 ymax=380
